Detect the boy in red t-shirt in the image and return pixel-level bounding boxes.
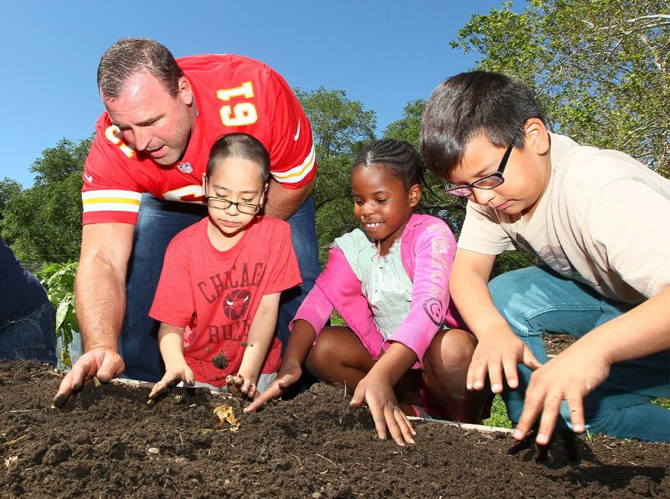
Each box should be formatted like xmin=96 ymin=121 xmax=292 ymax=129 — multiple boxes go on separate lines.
xmin=148 ymin=133 xmax=302 ymax=399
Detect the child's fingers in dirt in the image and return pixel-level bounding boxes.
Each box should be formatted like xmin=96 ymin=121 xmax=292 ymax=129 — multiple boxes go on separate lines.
xmin=245 ymin=381 xmax=283 ymax=412
xmin=148 ymin=380 xmax=168 ymax=400
xmin=384 ymin=407 xmax=414 ymax=446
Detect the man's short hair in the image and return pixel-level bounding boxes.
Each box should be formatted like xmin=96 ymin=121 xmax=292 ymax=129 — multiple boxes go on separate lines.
xmin=420 ymin=71 xmax=546 ymax=178
xmin=97 ymin=38 xmax=183 ymax=98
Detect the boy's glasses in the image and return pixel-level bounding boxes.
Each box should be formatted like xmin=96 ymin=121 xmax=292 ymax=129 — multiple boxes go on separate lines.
xmin=205 ymin=196 xmax=262 ymax=215
xmin=444 ymin=144 xmax=513 ymax=197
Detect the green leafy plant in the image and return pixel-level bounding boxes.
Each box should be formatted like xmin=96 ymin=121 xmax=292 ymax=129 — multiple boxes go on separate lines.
xmin=37 ymin=262 xmax=79 ymax=368
xmin=483 ymin=394 xmax=513 ymax=429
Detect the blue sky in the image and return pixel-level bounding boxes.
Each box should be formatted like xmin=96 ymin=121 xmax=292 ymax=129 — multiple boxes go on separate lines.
xmin=1 ymin=0 xmax=509 ymax=187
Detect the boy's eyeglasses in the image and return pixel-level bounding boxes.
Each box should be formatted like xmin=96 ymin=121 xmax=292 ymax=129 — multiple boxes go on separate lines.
xmin=205 ymin=196 xmax=262 ymax=215
xmin=444 ymin=144 xmax=514 ymax=197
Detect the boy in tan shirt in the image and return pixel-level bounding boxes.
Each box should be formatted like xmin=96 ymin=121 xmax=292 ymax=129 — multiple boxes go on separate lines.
xmin=420 ymin=71 xmax=670 ymax=443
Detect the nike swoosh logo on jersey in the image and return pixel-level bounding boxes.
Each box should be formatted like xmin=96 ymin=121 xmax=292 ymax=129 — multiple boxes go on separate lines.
xmin=294 ymin=121 xmax=300 ymax=141
xmin=84 ymin=173 xmax=93 ymax=183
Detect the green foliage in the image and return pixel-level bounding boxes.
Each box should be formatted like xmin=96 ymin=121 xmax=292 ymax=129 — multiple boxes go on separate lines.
xmin=296 ymin=88 xmax=377 ymax=265
xmin=1 ymin=138 xmax=90 ymax=263
xmin=295 ymin=87 xmax=376 ymax=158
xmin=452 ymin=0 xmax=670 ymax=176
xmin=652 ymin=398 xmax=670 ymax=410
xmin=0 ymin=178 xmax=22 ymax=239
xmin=482 ymin=394 xmax=513 ymax=428
xmin=36 ymin=261 xmax=79 ymax=368
xmin=492 ymin=249 xmax=539 ymax=278
xmin=382 ymin=99 xmax=425 ymax=149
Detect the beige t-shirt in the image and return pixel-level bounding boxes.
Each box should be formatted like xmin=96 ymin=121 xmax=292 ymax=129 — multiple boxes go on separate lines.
xmin=458 ymin=133 xmax=670 ymax=304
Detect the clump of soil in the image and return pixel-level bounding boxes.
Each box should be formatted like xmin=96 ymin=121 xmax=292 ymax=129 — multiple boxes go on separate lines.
xmin=211 ymin=352 xmax=229 ymax=370
xmin=1 ymin=361 xmax=668 ymax=497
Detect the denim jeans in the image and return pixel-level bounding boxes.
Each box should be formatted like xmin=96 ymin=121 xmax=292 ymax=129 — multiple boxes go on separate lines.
xmin=119 ymin=194 xmax=319 ymax=382
xmin=489 ymin=265 xmax=670 ymax=442
xmin=0 ymin=301 xmax=57 ymax=365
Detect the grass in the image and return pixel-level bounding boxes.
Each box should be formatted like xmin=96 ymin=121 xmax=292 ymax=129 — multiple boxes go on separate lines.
xmin=652 ymin=398 xmax=670 ymax=410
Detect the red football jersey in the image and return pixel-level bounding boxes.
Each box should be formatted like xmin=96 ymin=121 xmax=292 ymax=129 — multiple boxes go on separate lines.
xmin=82 ymin=54 xmax=316 ymax=225
xmin=149 ymin=216 xmax=302 ymax=386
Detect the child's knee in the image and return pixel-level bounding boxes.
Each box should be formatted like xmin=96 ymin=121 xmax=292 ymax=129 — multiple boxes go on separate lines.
xmin=424 ymin=328 xmax=475 ymax=375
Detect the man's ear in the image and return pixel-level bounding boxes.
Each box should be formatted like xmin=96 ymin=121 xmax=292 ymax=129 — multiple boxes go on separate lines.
xmin=178 ymin=76 xmax=194 ymax=106
xmin=524 ymin=118 xmax=550 ymax=155
xmin=408 ymin=183 xmax=423 ymax=208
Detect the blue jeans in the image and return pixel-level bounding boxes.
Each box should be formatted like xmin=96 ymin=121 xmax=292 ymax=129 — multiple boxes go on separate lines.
xmin=120 ymin=194 xmax=319 ymax=382
xmin=0 ymin=301 xmax=57 ymax=364
xmin=489 ymin=265 xmax=670 ymax=442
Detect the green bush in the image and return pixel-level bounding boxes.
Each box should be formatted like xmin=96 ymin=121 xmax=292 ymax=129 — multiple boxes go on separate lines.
xmin=37 ymin=262 xmax=79 ymax=367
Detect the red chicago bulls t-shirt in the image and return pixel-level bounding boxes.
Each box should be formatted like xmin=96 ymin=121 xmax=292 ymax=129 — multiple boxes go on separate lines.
xmin=149 ymin=216 xmax=301 ymax=386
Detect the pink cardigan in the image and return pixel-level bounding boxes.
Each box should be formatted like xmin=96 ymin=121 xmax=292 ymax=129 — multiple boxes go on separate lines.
xmin=290 ymin=213 xmax=464 ymax=366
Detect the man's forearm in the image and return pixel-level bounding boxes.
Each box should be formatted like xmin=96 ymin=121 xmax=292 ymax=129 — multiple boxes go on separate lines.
xmin=75 ymin=258 xmax=126 ymax=352
xmin=264 ymin=178 xmax=315 ymax=219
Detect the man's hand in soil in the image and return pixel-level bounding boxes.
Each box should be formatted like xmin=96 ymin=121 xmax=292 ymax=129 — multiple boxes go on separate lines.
xmin=53 ymin=348 xmax=125 ymax=407
xmin=244 ymin=364 xmax=301 ymax=413
xmin=350 ymin=373 xmax=416 ymax=446
xmin=148 ymin=363 xmax=195 ymax=401
xmin=226 ymin=373 xmax=257 ymax=400
xmin=467 ymin=330 xmax=542 ymax=394
xmin=513 ymin=345 xmax=611 ymax=445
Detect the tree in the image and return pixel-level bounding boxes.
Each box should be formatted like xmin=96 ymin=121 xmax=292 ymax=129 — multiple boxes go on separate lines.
xmin=1 ymin=138 xmax=90 ymax=263
xmin=383 ymin=100 xmax=469 ymax=235
xmin=0 ymin=178 xmax=22 ymax=226
xmin=296 ymin=88 xmax=377 ymax=263
xmin=452 ymin=0 xmax=669 ymax=177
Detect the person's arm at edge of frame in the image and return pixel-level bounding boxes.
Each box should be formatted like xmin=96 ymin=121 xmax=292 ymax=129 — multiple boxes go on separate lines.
xmin=148 ymin=323 xmax=194 ymax=400
xmin=244 ymin=318 xmax=316 ymax=412
xmin=263 ymin=177 xmax=316 ymax=220
xmin=449 ymin=248 xmax=541 ymax=395
xmin=230 ymin=292 xmax=282 ymax=399
xmin=53 ymin=222 xmax=134 ymax=406
xmin=515 ymin=284 xmax=670 ymax=445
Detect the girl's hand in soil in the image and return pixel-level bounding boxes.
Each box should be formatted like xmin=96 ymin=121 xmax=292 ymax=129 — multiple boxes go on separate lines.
xmin=226 ymin=374 xmax=257 ymax=399
xmin=350 ymin=374 xmax=416 ymax=446
xmin=244 ymin=364 xmax=302 ymax=412
xmin=148 ymin=364 xmax=195 ymax=400
xmin=513 ymin=346 xmax=611 ymax=445
xmin=53 ymin=347 xmax=125 ymax=407
xmin=467 ymin=331 xmax=542 ymax=394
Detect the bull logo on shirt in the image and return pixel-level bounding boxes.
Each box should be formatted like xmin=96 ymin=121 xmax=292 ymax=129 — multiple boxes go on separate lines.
xmin=223 ymin=289 xmax=251 ymax=320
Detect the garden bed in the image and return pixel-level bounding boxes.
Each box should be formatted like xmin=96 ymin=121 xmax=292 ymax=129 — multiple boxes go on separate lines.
xmin=1 ymin=361 xmax=668 ymax=497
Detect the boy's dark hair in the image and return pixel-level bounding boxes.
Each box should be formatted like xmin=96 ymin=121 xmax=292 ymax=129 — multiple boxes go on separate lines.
xmin=97 ymin=38 xmax=183 ymax=98
xmin=207 ymin=133 xmax=271 ymax=183
xmin=353 ymin=139 xmax=425 ymax=190
xmin=420 ymin=71 xmax=546 ymax=178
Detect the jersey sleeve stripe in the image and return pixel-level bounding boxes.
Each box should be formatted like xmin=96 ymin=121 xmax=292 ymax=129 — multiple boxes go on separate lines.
xmin=82 ymin=190 xmax=143 ymax=201
xmin=271 ymin=145 xmax=316 ymax=184
xmin=82 ymin=190 xmax=142 ymax=214
xmin=83 ymin=203 xmax=141 ymax=213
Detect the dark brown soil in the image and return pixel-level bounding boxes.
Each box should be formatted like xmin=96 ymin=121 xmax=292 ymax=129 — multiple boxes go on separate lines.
xmin=1 ymin=361 xmax=668 ymax=498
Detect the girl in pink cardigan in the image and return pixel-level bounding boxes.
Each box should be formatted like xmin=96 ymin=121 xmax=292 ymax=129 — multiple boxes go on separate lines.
xmin=248 ymin=139 xmax=488 ymax=445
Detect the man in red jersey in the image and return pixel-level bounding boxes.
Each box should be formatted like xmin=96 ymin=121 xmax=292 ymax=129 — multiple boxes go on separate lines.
xmin=54 ymin=38 xmax=319 ymax=403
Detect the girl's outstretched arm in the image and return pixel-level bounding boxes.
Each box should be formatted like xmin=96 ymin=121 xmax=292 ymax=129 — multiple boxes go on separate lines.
xmin=232 ymin=292 xmax=282 ymax=399
xmin=148 ymin=323 xmax=194 ymax=400
xmin=244 ymin=319 xmax=316 ymax=412
xmin=350 ymin=343 xmax=417 ymax=446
